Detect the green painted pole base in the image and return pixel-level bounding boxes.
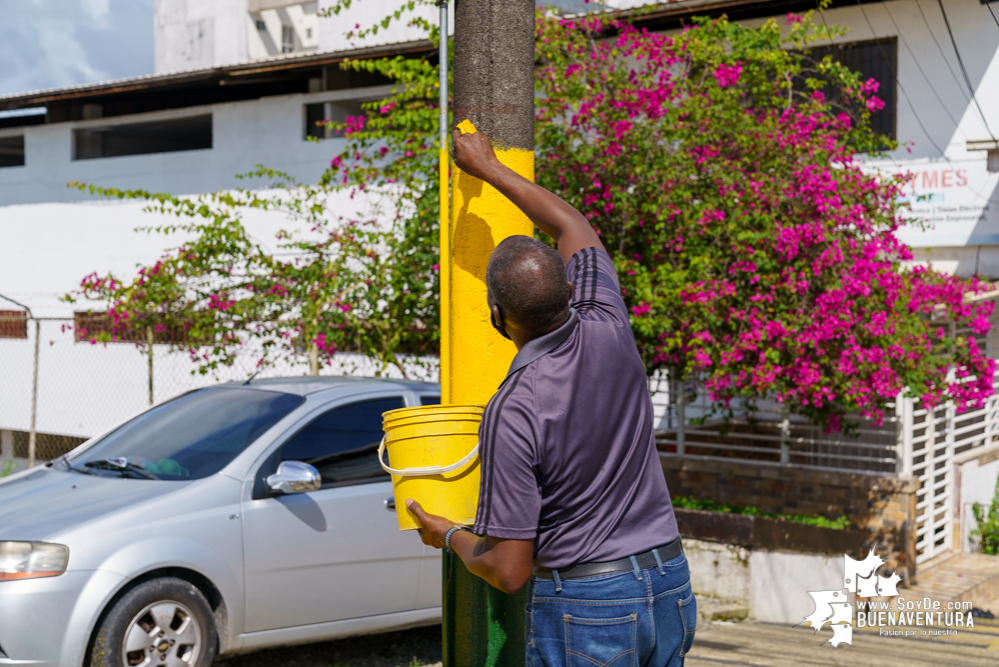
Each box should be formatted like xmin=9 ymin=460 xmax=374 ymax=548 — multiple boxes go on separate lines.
xmin=443 ymin=550 xmax=527 ymax=667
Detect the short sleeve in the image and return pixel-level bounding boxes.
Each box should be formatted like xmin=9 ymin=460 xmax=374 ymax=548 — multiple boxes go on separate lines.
xmin=566 ymin=246 xmax=629 ymax=326
xmin=472 ymin=375 xmax=541 ymax=540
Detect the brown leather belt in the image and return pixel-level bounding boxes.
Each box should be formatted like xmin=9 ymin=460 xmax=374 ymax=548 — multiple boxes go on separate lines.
xmin=532 ymin=537 xmax=683 ymax=581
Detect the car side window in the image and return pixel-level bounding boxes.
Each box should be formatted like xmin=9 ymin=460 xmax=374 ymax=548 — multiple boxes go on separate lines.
xmin=280 ymin=397 xmax=403 ymax=487
xmin=420 ymin=395 xmax=441 ymax=406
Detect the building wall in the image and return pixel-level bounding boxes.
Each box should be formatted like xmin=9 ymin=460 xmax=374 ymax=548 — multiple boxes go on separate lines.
xmin=661 ymin=456 xmax=920 ymax=580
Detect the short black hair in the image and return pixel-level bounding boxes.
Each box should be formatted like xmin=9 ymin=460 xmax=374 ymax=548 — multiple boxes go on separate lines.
xmin=486 ymin=236 xmax=571 ymax=336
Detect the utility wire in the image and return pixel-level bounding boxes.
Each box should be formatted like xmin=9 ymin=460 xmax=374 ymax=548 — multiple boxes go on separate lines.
xmin=935 ymin=0 xmax=997 ymax=143
xmin=987 ymin=1 xmax=999 ymax=31
xmin=881 ymin=1 xmax=966 ymax=138
xmin=914 ymin=0 xmax=970 ymax=104
xmin=854 ymin=0 xmax=946 ymax=156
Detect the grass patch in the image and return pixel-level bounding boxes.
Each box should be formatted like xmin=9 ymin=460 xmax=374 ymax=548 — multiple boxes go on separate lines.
xmin=672 ymin=496 xmax=850 ymax=530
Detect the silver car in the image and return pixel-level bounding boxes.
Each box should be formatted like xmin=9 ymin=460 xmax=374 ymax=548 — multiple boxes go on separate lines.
xmin=0 ymin=377 xmax=443 ymax=667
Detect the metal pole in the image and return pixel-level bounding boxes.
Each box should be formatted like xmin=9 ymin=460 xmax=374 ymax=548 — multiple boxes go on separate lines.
xmin=779 ymin=403 xmax=790 ymax=465
xmin=28 ymin=318 xmax=39 ymax=468
xmin=0 ymin=293 xmax=40 ymax=467
xmin=676 ymin=371 xmax=685 ymax=456
xmin=444 ymin=2 xmax=535 ymax=665
xmin=438 ymin=0 xmax=451 ymax=404
xmin=147 ymin=325 xmax=155 ymax=406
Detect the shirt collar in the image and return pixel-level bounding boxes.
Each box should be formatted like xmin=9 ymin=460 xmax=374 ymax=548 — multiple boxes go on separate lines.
xmin=506 ymin=309 xmax=579 ymax=378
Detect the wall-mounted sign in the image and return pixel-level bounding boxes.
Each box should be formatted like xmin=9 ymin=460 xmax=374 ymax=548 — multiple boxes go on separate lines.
xmin=868 ymin=158 xmax=999 ymax=247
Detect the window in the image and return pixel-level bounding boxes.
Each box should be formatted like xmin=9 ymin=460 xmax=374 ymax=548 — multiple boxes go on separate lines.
xmin=73 ymin=114 xmax=212 ymax=160
xmin=420 ymin=396 xmax=441 ymax=406
xmin=304 ymin=100 xmax=365 ymax=140
xmin=282 ymin=25 xmax=294 ymax=53
xmin=0 ymin=310 xmax=27 ymax=339
xmin=0 ymin=136 xmax=24 ymax=168
xmin=306 ymin=28 xmax=312 ymax=39
xmin=806 ymin=39 xmax=897 ymax=141
xmin=256 ymin=19 xmax=266 ymax=31
xmin=73 ymin=311 xmax=193 ymax=344
xmin=69 ymin=388 xmax=304 ymax=480
xmin=280 ymin=397 xmax=404 ymax=486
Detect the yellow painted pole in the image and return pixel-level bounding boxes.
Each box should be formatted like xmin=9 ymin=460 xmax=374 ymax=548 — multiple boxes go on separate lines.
xmin=443 ymin=123 xmax=533 ymax=405
xmin=442 ymin=2 xmax=535 ymax=664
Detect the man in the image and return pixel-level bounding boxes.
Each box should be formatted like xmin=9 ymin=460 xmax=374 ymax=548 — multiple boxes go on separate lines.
xmin=408 ymin=129 xmax=696 ymax=666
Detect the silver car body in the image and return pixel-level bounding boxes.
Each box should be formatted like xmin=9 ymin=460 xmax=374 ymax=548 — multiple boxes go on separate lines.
xmin=0 ymin=377 xmax=444 ymax=666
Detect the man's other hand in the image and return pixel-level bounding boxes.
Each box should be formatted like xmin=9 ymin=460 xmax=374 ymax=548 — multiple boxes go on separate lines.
xmin=452 ymin=129 xmax=504 ymax=182
xmin=406 ymin=499 xmax=457 ymax=550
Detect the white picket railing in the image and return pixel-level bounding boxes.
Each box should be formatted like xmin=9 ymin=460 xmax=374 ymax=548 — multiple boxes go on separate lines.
xmin=653 ymin=370 xmax=999 ymax=565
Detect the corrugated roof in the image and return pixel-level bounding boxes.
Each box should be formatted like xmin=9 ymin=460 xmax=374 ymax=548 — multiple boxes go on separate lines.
xmin=0 ymin=38 xmax=433 ymax=109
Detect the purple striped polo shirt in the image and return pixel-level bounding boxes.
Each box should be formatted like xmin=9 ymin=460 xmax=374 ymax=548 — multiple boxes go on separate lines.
xmin=472 ymin=246 xmax=679 ymax=569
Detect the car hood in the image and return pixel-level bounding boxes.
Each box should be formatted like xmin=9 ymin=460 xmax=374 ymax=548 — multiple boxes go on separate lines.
xmin=0 ymin=466 xmax=193 ymax=541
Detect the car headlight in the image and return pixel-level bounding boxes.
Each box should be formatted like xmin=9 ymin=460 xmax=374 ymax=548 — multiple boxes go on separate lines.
xmin=0 ymin=542 xmax=69 ymax=581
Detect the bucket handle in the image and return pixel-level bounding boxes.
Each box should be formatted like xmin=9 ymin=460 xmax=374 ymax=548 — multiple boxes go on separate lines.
xmin=378 ymin=436 xmax=479 ymax=477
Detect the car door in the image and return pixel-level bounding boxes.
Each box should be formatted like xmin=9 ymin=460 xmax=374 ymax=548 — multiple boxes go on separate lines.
xmin=241 ymin=393 xmax=423 ymax=632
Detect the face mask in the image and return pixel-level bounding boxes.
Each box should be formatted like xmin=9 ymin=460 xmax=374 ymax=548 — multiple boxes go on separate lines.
xmin=491 ymin=307 xmax=512 ymax=341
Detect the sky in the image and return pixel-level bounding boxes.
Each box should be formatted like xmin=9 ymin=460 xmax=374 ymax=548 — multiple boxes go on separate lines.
xmin=0 ymin=0 xmax=154 ymax=97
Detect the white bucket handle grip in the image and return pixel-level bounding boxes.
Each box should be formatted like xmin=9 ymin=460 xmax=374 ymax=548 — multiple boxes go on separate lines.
xmin=378 ymin=436 xmax=479 ymax=477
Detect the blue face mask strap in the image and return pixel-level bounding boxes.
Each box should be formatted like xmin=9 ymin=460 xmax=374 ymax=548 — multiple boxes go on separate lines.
xmin=630 ymin=555 xmax=642 ymax=580
xmin=652 ymin=548 xmax=666 ymax=575
xmin=552 ymin=568 xmax=563 ymax=593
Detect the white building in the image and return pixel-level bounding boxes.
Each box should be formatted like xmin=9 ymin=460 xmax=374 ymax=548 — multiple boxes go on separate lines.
xmin=2 ymin=0 xmax=999 ymax=459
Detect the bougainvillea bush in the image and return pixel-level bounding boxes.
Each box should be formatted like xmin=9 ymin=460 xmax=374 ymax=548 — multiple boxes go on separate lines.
xmin=533 ymin=11 xmax=994 ymax=429
xmin=72 ymin=3 xmax=994 ymax=429
xmin=67 ymin=170 xmax=438 ymax=378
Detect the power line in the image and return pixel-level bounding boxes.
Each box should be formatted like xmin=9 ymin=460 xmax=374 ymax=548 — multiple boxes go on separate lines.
xmin=854 ymin=0 xmax=946 ymax=156
xmin=987 ymin=1 xmax=999 ymax=30
xmin=935 ymin=0 xmax=998 ymax=143
xmin=881 ymin=0 xmax=966 ymax=139
xmin=913 ymin=0 xmax=970 ymax=104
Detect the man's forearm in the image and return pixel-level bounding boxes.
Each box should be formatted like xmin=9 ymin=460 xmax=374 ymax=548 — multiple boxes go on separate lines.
xmin=480 ymin=164 xmax=605 ymax=262
xmin=449 ymin=530 xmax=533 ymax=595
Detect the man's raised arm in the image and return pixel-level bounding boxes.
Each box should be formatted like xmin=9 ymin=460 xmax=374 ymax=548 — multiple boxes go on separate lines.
xmin=451 ymin=129 xmax=605 ymax=263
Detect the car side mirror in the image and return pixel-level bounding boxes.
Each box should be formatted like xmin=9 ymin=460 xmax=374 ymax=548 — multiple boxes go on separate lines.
xmin=266 ymin=460 xmax=321 ymax=495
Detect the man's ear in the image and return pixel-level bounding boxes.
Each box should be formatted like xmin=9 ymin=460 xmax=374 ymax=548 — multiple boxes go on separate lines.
xmin=490 ymin=303 xmax=503 ymax=326
xmin=567 ymin=282 xmax=575 ymax=300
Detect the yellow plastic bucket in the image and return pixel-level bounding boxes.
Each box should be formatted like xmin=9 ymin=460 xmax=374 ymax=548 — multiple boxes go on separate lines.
xmin=380 ymin=404 xmax=484 ymax=531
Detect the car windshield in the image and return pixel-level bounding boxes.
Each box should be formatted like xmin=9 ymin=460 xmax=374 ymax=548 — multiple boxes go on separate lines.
xmin=68 ymin=387 xmax=304 ymax=480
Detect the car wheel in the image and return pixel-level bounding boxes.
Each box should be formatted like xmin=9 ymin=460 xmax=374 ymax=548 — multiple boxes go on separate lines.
xmin=90 ymin=577 xmax=218 ymax=667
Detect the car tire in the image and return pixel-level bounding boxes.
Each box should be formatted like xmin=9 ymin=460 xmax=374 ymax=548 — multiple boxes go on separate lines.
xmin=90 ymin=577 xmax=218 ymax=667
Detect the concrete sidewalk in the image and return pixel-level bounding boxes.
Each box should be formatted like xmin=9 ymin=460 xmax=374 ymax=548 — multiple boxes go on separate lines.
xmin=686 ymin=617 xmax=999 ymax=666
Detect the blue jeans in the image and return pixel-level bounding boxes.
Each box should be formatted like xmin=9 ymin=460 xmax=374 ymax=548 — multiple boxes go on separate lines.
xmin=526 ymin=553 xmax=696 ymax=667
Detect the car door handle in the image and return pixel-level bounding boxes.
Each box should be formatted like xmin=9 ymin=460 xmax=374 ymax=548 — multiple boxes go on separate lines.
xmin=384 ymin=496 xmax=396 ymax=511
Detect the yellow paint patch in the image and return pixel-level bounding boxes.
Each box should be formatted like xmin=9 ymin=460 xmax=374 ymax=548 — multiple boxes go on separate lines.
xmin=441 ymin=146 xmax=534 ymax=405
xmin=457 ymin=119 xmax=478 ymax=135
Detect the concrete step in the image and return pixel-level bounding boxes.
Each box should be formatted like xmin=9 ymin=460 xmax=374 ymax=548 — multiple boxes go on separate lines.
xmin=902 ymin=552 xmax=999 ymax=611
xmin=696 ymin=595 xmax=750 ymax=622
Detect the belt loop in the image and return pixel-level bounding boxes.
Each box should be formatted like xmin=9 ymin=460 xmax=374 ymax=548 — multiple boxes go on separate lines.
xmin=652 ymin=548 xmax=666 ymax=575
xmin=552 ymin=569 xmax=563 ymax=593
xmin=629 ymin=555 xmax=642 ymax=580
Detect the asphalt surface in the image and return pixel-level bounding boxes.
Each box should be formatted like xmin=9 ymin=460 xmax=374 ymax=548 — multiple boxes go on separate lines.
xmin=220 ymin=617 xmax=999 ymax=667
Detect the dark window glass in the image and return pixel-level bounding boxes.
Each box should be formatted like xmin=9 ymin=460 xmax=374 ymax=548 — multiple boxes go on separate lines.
xmin=305 ymin=103 xmax=326 ymax=140
xmin=420 ymin=395 xmax=441 ymax=406
xmin=281 ymin=397 xmax=404 ymax=486
xmin=73 ymin=114 xmax=212 ymax=160
xmin=0 ymin=136 xmax=25 ymax=167
xmin=806 ymin=39 xmax=897 ymax=141
xmin=70 ymin=388 xmax=303 ymax=480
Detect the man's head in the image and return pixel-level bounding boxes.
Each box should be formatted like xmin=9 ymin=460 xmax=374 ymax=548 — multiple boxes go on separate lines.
xmin=486 ymin=236 xmax=572 ymax=345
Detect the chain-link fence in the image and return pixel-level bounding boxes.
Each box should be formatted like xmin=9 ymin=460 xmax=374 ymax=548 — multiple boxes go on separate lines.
xmin=0 ymin=316 xmax=437 ymax=466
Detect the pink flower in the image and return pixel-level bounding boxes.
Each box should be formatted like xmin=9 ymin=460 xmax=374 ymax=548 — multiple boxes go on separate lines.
xmin=713 ymin=62 xmax=743 ymax=88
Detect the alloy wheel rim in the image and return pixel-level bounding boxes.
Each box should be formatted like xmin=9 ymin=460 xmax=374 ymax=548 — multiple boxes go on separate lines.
xmin=121 ymin=599 xmax=202 ymax=667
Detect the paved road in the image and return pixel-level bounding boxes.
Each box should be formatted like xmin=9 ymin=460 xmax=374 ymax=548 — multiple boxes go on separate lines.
xmin=219 ymin=617 xmax=999 ymax=666
xmin=687 ymin=617 xmax=999 ymax=667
